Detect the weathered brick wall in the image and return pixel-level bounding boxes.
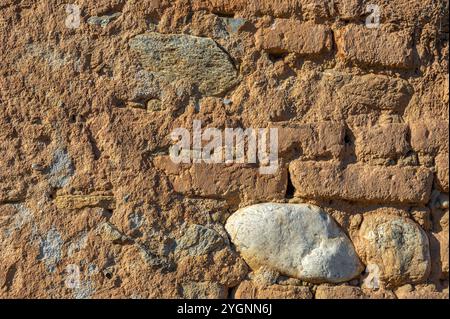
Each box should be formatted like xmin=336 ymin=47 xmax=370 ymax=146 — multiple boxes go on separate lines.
xmin=0 ymin=0 xmax=448 ymax=299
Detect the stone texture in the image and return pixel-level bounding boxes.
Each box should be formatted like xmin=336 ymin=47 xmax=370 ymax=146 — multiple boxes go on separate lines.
xmin=435 ymin=153 xmax=449 ymax=192
xmin=129 ymin=33 xmax=238 ymax=96
xmin=54 ymin=194 xmax=116 ymax=210
xmin=180 ymin=281 xmax=228 ymax=299
xmin=191 ymin=0 xmax=303 ymax=17
xmin=430 ymin=197 xmax=449 ymax=280
xmin=335 ymin=0 xmax=364 ymax=19
xmin=225 ymin=203 xmax=363 ymax=283
xmin=0 ymin=0 xmax=447 ymax=300
xmin=355 ymin=214 xmax=431 ymax=288
xmin=315 ymin=285 xmax=396 ymax=299
xmin=395 ymin=286 xmax=449 ymax=299
xmin=289 ymin=161 xmax=434 ymax=204
xmin=234 ymin=280 xmax=313 ymax=299
xmin=176 ymin=224 xmax=225 ymax=256
xmin=336 ymin=25 xmax=414 ymax=69
xmin=256 ymin=20 xmax=333 ymax=56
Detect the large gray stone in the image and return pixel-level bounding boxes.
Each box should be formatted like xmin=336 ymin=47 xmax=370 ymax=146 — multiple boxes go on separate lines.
xmin=225 ymin=203 xmax=363 ymax=283
xmin=129 ymin=33 xmax=238 ymax=96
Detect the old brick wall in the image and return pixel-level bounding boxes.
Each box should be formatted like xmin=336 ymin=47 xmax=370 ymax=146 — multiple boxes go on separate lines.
xmin=0 ymin=0 xmax=448 ymax=299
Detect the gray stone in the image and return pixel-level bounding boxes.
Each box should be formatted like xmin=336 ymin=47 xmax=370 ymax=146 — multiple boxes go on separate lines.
xmin=176 ymin=224 xmax=224 ymax=256
xmin=129 ymin=33 xmax=238 ymax=96
xmin=37 ymin=228 xmax=63 ymax=271
xmin=225 ymin=203 xmax=363 ymax=283
xmin=222 ymin=17 xmax=247 ymax=34
xmin=87 ymin=13 xmax=121 ymax=27
xmin=46 ymin=148 xmax=74 ymax=188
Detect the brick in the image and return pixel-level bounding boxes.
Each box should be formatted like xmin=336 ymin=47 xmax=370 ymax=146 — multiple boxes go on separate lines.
xmin=316 ymin=73 xmax=412 ymax=115
xmin=289 ymin=161 xmax=433 ymax=204
xmin=395 ymin=288 xmax=449 ymax=299
xmin=315 ymin=285 xmax=396 ymax=299
xmin=234 ymin=281 xmax=312 ymax=299
xmin=410 ymin=121 xmax=449 ymax=155
xmin=256 ymin=20 xmax=333 ymax=56
xmin=354 ymin=124 xmax=411 ymax=162
xmin=336 ymin=25 xmax=414 ymax=69
xmin=278 ymin=122 xmax=345 ymax=160
xmin=154 ymin=156 xmax=287 ymax=202
xmin=192 ymin=0 xmax=302 ymax=17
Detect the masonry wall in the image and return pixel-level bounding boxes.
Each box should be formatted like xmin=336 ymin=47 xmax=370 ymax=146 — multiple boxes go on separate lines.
xmin=0 ymin=0 xmax=448 ymax=299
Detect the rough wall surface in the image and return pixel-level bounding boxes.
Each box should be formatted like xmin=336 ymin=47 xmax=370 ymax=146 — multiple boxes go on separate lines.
xmin=0 ymin=0 xmax=448 ymax=299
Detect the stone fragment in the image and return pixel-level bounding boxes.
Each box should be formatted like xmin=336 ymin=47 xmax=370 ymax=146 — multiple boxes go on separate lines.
xmin=435 ymin=153 xmax=449 ymax=192
xmin=256 ymin=20 xmax=333 ymax=56
xmin=355 ymin=213 xmax=431 ymax=288
xmin=395 ymin=286 xmax=449 ymax=299
xmin=54 ymin=194 xmax=116 ymax=210
xmin=430 ymin=229 xmax=449 ymax=280
xmin=98 ymin=222 xmax=128 ymax=243
xmin=234 ymin=280 xmax=312 ymax=299
xmin=129 ymin=33 xmax=238 ymax=96
xmin=176 ymin=224 xmax=224 ymax=256
xmin=87 ymin=13 xmax=121 ymax=27
xmin=336 ymin=25 xmax=414 ymax=69
xmin=46 ymin=148 xmax=74 ymax=188
xmin=191 ymin=0 xmax=302 ymax=18
xmin=429 ymin=200 xmax=449 ymax=279
xmin=315 ymin=285 xmax=364 ymax=299
xmin=315 ymin=285 xmax=397 ymax=299
xmin=176 ymin=249 xmax=249 ymax=287
xmin=221 ymin=17 xmax=247 ymax=34
xmin=181 ymin=281 xmax=228 ymax=299
xmin=225 ymin=203 xmax=363 ymax=283
xmin=37 ymin=228 xmax=63 ymax=270
xmin=336 ymin=0 xmax=364 ymax=19
xmin=289 ymin=161 xmax=433 ymax=204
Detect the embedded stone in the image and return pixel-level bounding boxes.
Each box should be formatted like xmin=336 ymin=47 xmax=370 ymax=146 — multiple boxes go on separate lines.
xmin=129 ymin=33 xmax=238 ymax=96
xmin=225 ymin=203 xmax=363 ymax=283
xmin=355 ymin=213 xmax=431 ymax=288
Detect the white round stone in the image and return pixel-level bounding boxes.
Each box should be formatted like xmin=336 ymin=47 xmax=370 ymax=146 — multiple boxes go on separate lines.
xmin=225 ymin=203 xmax=363 ymax=283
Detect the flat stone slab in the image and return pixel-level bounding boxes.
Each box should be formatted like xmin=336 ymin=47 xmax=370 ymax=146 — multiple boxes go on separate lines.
xmin=129 ymin=32 xmax=238 ymax=96
xmin=225 ymin=203 xmax=363 ymax=283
